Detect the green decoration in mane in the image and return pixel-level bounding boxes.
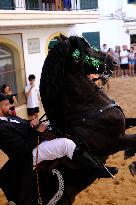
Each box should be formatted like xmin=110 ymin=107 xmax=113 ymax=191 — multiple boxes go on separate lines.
xmin=72 ymin=49 xmax=101 ymax=69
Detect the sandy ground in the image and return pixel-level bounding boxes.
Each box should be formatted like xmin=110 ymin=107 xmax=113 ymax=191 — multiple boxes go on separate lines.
xmin=1 ymin=77 xmax=136 ymax=205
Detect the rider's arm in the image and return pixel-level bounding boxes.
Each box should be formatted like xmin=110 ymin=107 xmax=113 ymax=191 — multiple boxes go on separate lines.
xmin=0 ymin=125 xmax=36 ymax=157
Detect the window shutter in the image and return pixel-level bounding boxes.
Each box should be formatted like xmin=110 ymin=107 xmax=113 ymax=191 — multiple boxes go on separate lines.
xmin=128 ymin=0 xmax=136 ymax=4
xmin=80 ymin=0 xmax=98 ymax=10
xmin=0 ymin=0 xmax=15 ymax=10
xmin=82 ymin=32 xmax=100 ymax=49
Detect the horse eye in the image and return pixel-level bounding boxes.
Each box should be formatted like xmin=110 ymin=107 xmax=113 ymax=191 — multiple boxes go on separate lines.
xmin=113 ymin=61 xmax=117 ymax=66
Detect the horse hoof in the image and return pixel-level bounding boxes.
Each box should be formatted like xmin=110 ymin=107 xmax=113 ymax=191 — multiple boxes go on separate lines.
xmin=129 ymin=162 xmax=136 ymax=177
xmin=124 ymin=148 xmax=135 ymax=160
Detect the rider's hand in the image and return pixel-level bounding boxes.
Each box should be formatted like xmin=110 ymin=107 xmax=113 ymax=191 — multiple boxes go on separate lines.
xmin=36 ymin=122 xmax=48 ymax=133
xmin=31 ymin=84 xmax=35 ymax=89
xmin=30 ymin=118 xmax=39 ymax=128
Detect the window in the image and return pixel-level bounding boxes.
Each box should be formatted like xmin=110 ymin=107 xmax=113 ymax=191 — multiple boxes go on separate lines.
xmin=128 ymin=0 xmax=136 ymax=4
xmin=80 ymin=0 xmax=98 ymax=10
xmin=82 ymin=32 xmax=100 ymax=49
xmin=0 ymin=44 xmax=26 ymax=105
xmin=130 ymin=34 xmax=136 ymax=45
xmin=0 ymin=0 xmax=15 ymax=10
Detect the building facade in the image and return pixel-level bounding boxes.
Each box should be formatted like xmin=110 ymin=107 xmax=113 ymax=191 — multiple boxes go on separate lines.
xmin=0 ymin=0 xmax=136 ymax=117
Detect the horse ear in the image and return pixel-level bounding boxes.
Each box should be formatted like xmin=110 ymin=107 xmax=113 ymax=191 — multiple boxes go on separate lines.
xmin=55 ymin=34 xmax=68 ymax=42
xmin=60 ymin=34 xmax=68 ymax=41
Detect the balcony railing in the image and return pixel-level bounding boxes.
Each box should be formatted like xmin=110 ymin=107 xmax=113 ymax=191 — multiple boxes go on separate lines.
xmin=0 ymin=0 xmax=98 ymax=11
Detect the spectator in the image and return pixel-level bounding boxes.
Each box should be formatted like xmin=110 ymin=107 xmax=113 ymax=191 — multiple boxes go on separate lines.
xmin=25 ymin=74 xmax=40 ymax=120
xmin=63 ymin=0 xmax=71 ymax=10
xmin=133 ymin=45 xmax=136 ymax=73
xmin=1 ymin=84 xmax=17 ymax=116
xmin=120 ymin=45 xmax=129 ymax=77
xmin=128 ymin=47 xmax=135 ymax=76
xmin=101 ymin=44 xmax=108 ymax=53
xmin=107 ymin=48 xmax=113 ymax=57
xmin=113 ymin=46 xmax=121 ymax=77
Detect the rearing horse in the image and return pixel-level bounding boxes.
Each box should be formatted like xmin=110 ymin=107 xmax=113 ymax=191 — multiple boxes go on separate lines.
xmin=38 ymin=35 xmax=136 ymax=204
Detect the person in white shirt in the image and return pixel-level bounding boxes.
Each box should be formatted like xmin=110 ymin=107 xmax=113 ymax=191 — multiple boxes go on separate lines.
xmin=101 ymin=44 xmax=108 ymax=53
xmin=128 ymin=47 xmax=136 ymax=76
xmin=120 ymin=45 xmax=129 ymax=77
xmin=25 ymin=74 xmax=40 ymax=120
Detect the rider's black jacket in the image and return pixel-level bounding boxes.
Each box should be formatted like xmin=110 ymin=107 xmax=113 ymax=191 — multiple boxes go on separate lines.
xmin=0 ymin=115 xmax=39 ymax=205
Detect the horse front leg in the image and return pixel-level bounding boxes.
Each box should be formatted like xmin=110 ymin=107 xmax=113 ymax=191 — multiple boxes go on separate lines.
xmin=119 ymin=134 xmax=136 ymax=176
xmin=120 ymin=133 xmax=136 ymax=145
xmin=125 ymin=118 xmax=136 ymax=129
xmin=119 ymin=134 xmax=136 ymax=156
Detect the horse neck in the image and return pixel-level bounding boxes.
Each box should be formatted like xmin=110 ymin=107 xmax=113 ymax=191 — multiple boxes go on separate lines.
xmin=63 ymin=72 xmax=112 ymax=115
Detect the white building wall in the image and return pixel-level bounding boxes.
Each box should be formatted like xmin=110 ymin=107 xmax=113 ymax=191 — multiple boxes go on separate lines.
xmin=21 ymin=26 xmax=76 ymax=86
xmin=0 ymin=33 xmax=22 ymax=48
xmin=99 ymin=19 xmax=130 ymax=49
xmin=75 ymin=23 xmax=99 ymax=36
xmin=121 ymin=0 xmax=136 ymax=17
xmin=98 ymin=0 xmax=119 ymax=15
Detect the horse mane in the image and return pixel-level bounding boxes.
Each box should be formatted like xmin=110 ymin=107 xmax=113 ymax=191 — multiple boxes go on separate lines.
xmin=40 ymin=37 xmax=69 ymax=132
xmin=40 ymin=35 xmax=115 ymax=132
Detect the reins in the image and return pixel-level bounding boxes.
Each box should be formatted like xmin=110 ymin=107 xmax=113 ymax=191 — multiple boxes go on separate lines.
xmin=35 ymin=136 xmax=43 ymax=205
xmin=35 ymin=113 xmax=48 ymax=205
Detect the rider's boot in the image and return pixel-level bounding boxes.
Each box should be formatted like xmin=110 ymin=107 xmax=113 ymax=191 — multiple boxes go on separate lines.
xmin=72 ymin=147 xmax=118 ymax=178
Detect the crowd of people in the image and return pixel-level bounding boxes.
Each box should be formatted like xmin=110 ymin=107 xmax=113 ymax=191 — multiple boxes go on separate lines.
xmin=101 ymin=44 xmax=136 ymax=78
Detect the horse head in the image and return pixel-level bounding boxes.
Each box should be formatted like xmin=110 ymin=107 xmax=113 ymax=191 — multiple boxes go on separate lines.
xmin=54 ymin=34 xmax=116 ymax=76
xmin=40 ymin=35 xmax=117 ymax=132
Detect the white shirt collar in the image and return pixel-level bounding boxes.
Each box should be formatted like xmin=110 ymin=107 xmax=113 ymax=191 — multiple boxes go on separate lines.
xmin=0 ymin=116 xmax=20 ymax=123
xmin=0 ymin=117 xmax=8 ymax=121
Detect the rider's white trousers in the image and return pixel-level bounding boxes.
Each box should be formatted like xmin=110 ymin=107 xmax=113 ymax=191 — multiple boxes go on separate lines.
xmin=33 ymin=138 xmax=76 ymax=166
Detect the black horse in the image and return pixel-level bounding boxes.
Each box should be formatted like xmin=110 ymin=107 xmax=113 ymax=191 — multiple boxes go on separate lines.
xmin=35 ymin=35 xmax=136 ymax=205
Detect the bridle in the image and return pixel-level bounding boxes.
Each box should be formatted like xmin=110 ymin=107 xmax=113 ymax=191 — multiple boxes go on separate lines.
xmin=92 ymin=53 xmax=116 ymax=87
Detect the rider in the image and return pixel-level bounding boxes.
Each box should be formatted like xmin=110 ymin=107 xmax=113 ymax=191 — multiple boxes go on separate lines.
xmin=0 ymin=93 xmax=118 ymax=205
